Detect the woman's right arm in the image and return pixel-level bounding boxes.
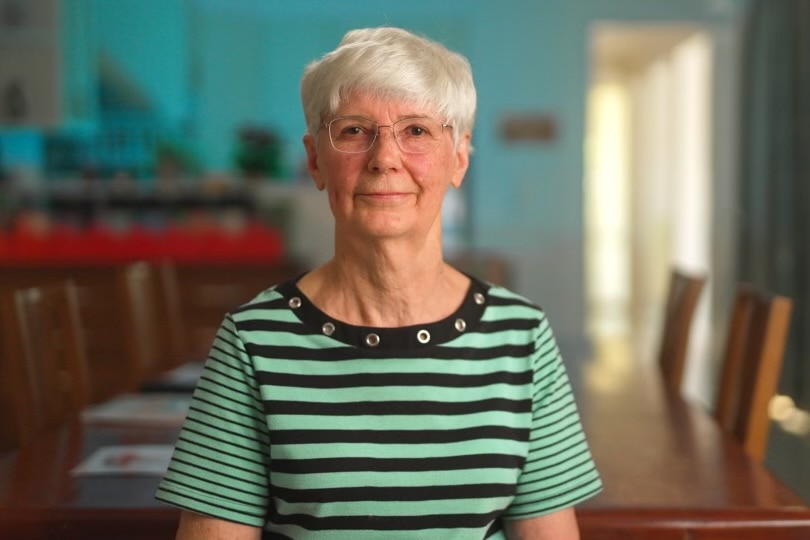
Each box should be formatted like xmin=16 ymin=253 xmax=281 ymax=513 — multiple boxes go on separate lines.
xmin=176 ymin=511 xmax=262 ymax=540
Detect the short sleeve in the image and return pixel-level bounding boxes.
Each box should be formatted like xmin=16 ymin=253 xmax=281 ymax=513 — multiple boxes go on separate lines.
xmin=503 ymin=315 xmax=603 ymax=519
xmin=155 ymin=314 xmax=271 ymax=526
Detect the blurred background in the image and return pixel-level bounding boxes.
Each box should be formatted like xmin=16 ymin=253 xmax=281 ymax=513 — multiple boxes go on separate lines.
xmin=0 ymin=0 xmax=808 ymax=498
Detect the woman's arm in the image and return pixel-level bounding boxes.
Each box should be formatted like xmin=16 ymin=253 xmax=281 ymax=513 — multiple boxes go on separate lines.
xmin=503 ymin=507 xmax=580 ymax=540
xmin=175 ymin=511 xmax=262 ymax=540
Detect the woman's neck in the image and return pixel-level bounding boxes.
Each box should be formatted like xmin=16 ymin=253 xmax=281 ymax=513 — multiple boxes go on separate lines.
xmin=298 ymin=240 xmax=469 ymax=327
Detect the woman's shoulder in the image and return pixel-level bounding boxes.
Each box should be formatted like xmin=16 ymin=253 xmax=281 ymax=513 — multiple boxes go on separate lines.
xmin=229 ymin=273 xmax=303 ymax=316
xmin=477 ymin=279 xmax=546 ymax=314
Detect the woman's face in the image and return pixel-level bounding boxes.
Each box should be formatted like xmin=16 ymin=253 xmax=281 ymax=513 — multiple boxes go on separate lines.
xmin=303 ymin=91 xmax=470 ymax=245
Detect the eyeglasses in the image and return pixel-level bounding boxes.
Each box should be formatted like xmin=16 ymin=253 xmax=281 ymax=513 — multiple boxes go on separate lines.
xmin=321 ymin=116 xmax=452 ymax=154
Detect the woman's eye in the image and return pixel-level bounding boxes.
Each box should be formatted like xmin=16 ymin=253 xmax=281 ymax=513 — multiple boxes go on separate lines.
xmin=342 ymin=126 xmax=365 ymax=136
xmin=405 ymin=125 xmax=427 ymax=137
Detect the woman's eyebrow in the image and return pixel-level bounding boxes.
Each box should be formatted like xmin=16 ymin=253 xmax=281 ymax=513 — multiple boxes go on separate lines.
xmin=333 ymin=112 xmax=435 ymax=122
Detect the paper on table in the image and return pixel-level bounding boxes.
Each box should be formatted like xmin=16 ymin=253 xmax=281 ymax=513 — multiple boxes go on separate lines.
xmin=71 ymin=445 xmax=175 ymax=476
xmin=81 ymin=392 xmax=191 ymax=425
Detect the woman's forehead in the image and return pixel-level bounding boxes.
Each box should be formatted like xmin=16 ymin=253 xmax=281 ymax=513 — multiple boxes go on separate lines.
xmin=332 ymin=90 xmax=437 ymax=119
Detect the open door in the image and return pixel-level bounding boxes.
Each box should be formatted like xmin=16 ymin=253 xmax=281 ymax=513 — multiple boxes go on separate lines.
xmin=584 ymin=23 xmax=713 ymax=404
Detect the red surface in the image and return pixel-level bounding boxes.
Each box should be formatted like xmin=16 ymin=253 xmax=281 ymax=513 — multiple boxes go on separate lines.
xmin=0 ymin=222 xmax=285 ymax=264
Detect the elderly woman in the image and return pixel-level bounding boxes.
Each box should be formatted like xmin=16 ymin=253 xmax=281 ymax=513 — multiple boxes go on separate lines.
xmin=156 ymin=26 xmax=602 ymax=539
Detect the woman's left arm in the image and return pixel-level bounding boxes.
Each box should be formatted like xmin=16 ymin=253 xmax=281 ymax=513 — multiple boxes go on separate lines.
xmin=503 ymin=507 xmax=580 ymax=540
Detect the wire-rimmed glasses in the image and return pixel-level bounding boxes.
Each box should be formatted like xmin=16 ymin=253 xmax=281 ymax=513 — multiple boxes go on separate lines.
xmin=321 ymin=116 xmax=452 ymax=154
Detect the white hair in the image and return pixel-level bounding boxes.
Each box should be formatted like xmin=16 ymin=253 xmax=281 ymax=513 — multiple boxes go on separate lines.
xmin=300 ymin=27 xmax=476 ymax=148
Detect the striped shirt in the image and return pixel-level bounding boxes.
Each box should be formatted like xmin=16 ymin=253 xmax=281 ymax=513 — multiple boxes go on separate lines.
xmin=155 ymin=275 xmax=602 ymax=539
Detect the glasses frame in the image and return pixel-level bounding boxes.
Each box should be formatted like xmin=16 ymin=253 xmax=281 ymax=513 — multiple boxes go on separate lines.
xmin=320 ymin=116 xmax=453 ymax=154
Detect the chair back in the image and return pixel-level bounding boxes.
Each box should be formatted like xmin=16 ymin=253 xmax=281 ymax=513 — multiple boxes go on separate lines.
xmin=118 ymin=261 xmax=165 ymax=383
xmin=729 ymin=291 xmax=792 ymax=462
xmin=1 ymin=262 xmax=165 ymax=403
xmin=174 ymin=262 xmax=299 ymax=359
xmin=714 ymin=283 xmax=755 ymax=431
xmin=151 ymin=259 xmax=189 ymax=368
xmin=658 ymin=269 xmax=706 ymax=394
xmin=0 ymin=280 xmax=89 ymax=449
xmin=0 ymin=287 xmax=33 ymax=451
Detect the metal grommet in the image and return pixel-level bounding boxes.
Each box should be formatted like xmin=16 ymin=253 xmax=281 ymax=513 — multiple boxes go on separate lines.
xmin=454 ymin=318 xmax=467 ymax=332
xmin=473 ymin=292 xmax=486 ymax=305
xmin=322 ymin=322 xmax=335 ymax=336
xmin=365 ymin=333 xmax=380 ymax=347
xmin=416 ymin=329 xmax=431 ymax=344
xmin=288 ymin=297 xmax=302 ymax=309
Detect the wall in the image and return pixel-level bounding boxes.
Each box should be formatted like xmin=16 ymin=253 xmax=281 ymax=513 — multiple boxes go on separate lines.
xmin=57 ymin=0 xmax=750 ymax=367
xmin=91 ymin=0 xmax=189 ymax=126
xmin=469 ymin=0 xmax=748 ymax=359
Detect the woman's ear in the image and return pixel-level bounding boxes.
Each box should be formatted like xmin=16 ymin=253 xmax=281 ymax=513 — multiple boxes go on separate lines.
xmin=303 ymin=134 xmax=326 ymax=191
xmin=450 ymin=132 xmax=471 ymax=189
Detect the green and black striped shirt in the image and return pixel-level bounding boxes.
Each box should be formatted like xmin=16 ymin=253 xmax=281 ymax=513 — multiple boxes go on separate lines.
xmin=156 ymin=275 xmax=602 ymax=539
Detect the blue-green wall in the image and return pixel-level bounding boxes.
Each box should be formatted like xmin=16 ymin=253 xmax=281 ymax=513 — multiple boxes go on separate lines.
xmin=60 ymin=0 xmax=749 ymax=354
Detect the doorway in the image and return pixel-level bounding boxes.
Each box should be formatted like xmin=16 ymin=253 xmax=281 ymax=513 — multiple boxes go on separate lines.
xmin=584 ymin=23 xmax=713 ymax=404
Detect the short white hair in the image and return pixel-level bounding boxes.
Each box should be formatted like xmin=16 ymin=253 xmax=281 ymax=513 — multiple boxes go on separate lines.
xmin=300 ymin=27 xmax=476 ymax=148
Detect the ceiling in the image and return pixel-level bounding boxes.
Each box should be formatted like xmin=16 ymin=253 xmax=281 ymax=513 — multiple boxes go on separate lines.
xmin=591 ymin=23 xmax=702 ymax=75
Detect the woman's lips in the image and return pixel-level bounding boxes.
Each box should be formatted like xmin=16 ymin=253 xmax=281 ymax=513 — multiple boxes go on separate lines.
xmin=356 ymin=192 xmax=413 ymax=206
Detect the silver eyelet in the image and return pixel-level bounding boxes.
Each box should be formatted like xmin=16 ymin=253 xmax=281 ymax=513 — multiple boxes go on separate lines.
xmin=365 ymin=333 xmax=380 ymax=347
xmin=473 ymin=292 xmax=486 ymax=305
xmin=322 ymin=322 xmax=335 ymax=336
xmin=288 ymin=297 xmax=302 ymax=309
xmin=416 ymin=329 xmax=431 ymax=344
xmin=454 ymin=318 xmax=467 ymax=332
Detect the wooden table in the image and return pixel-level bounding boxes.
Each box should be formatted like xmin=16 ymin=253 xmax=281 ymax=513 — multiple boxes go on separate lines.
xmin=1 ymin=353 xmax=809 ymax=539
xmin=0 ymin=419 xmax=181 ymax=540
xmin=574 ymin=345 xmax=810 ymax=539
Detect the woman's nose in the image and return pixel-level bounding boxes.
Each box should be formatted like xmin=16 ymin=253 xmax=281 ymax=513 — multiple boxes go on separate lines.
xmin=374 ymin=125 xmax=399 ymax=148
xmin=367 ymin=127 xmax=401 ymax=170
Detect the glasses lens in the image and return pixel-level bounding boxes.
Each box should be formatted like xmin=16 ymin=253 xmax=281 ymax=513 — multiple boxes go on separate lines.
xmin=328 ymin=117 xmax=377 ymax=153
xmin=326 ymin=117 xmax=448 ymax=154
xmin=393 ymin=118 xmax=445 ymax=154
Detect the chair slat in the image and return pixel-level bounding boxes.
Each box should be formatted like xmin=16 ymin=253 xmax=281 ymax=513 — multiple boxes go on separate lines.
xmin=0 ymin=280 xmax=90 ymax=449
xmin=658 ymin=269 xmax=706 ymax=394
xmin=714 ymin=283 xmax=755 ymax=432
xmin=730 ymin=292 xmax=793 ymax=462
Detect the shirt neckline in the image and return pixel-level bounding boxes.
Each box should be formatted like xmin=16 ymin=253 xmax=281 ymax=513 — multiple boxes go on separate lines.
xmin=275 ymin=274 xmax=490 ymax=352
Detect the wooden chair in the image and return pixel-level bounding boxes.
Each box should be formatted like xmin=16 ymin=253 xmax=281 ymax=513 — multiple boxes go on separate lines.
xmin=84 ymin=259 xmax=194 ymax=398
xmin=713 ymin=283 xmax=756 ymax=432
xmin=0 ymin=286 xmax=34 ymax=451
xmin=657 ymin=268 xmax=707 ymax=394
xmin=0 ymin=262 xmax=167 ymax=403
xmin=100 ymin=263 xmax=183 ymax=397
xmin=714 ymin=287 xmax=793 ymax=462
xmin=0 ymin=280 xmax=90 ymax=450
xmin=152 ymin=259 xmax=189 ymax=368
xmin=173 ymin=262 xmax=300 ymax=359
xmin=50 ymin=264 xmax=144 ymax=403
xmin=138 ymin=260 xmax=202 ymax=393
xmin=118 ymin=261 xmax=166 ymax=384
